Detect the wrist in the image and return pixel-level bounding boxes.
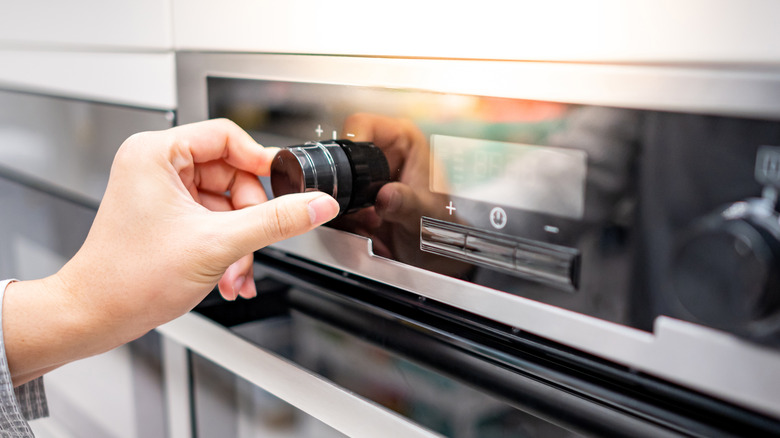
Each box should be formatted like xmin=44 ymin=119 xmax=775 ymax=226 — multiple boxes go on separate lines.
xmin=3 ymin=273 xmax=128 ymax=385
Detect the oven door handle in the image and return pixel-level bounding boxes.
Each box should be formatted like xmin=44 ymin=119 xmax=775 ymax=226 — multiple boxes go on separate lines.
xmin=157 ymin=312 xmax=443 ymax=438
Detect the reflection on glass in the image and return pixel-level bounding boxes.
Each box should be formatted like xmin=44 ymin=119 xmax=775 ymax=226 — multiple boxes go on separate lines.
xmin=0 ymin=89 xmax=172 ymax=204
xmin=191 ymin=324 xmax=347 ymax=438
xmin=207 ymin=77 xmax=640 ymax=323
xmin=289 ymin=313 xmax=582 ymax=438
xmin=430 ymin=135 xmax=587 ymax=219
xmin=199 ymin=304 xmax=584 ymax=438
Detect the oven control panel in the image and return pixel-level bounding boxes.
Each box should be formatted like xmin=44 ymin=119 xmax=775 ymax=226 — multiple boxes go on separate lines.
xmin=207 ymin=76 xmax=780 ymax=342
xmin=421 ymin=217 xmax=580 ymax=291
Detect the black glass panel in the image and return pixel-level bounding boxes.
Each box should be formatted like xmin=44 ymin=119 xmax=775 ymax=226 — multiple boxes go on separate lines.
xmin=208 ymin=77 xmax=780 ymax=344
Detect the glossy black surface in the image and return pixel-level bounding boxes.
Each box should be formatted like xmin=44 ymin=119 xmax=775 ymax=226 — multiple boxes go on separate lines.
xmin=195 ymin=249 xmax=780 ymax=437
xmin=208 ymin=77 xmax=780 ymax=343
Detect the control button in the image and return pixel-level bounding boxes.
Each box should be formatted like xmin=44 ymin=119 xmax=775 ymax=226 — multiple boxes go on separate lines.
xmin=421 ymin=217 xmax=466 ymax=258
xmin=420 ymin=217 xmax=580 ymax=291
xmin=464 ymin=235 xmax=515 ymax=270
xmin=489 ymin=207 xmax=507 ymax=229
xmin=671 ymin=197 xmax=780 ymax=344
xmin=271 ymin=139 xmax=390 ymax=216
xmin=515 ymin=244 xmax=579 ymax=290
xmin=756 ymin=145 xmax=780 ymax=187
xmin=669 ymin=147 xmax=780 ymax=345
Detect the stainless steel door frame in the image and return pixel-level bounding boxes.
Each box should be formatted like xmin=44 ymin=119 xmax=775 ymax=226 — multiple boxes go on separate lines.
xmin=158 ymin=312 xmax=444 ymax=438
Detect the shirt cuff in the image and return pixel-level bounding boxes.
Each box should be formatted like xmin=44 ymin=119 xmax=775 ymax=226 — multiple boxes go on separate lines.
xmin=0 ymin=279 xmax=49 ymax=435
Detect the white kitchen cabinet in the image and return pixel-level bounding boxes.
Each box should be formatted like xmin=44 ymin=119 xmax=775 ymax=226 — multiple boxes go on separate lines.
xmin=0 ymin=1 xmax=175 ymax=108
xmin=171 ymin=0 xmax=780 ymax=64
xmin=0 ymin=1 xmax=172 ymax=50
xmin=0 ymin=50 xmax=176 ymax=110
xmin=0 ymin=49 xmax=176 ymax=110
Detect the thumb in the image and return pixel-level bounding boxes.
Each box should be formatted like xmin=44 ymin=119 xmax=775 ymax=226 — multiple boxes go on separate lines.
xmin=218 ymin=192 xmax=339 ymax=257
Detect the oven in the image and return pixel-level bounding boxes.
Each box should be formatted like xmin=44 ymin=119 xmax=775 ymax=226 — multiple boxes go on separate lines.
xmin=162 ymin=52 xmax=780 ymax=436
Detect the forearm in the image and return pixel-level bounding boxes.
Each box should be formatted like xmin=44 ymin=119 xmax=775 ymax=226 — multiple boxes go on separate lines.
xmin=3 ymin=276 xmax=135 ymax=386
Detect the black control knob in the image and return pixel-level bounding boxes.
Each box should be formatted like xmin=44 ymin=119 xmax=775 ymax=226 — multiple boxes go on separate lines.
xmin=671 ymin=198 xmax=780 ymax=343
xmin=270 ymin=139 xmax=390 ymax=216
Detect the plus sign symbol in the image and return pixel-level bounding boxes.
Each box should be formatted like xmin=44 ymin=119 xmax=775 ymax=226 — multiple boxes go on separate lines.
xmin=445 ymin=201 xmax=457 ymax=215
xmin=489 ymin=207 xmax=507 ymax=229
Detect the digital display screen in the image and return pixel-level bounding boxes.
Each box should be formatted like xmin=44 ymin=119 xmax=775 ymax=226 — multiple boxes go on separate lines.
xmin=430 ymin=135 xmax=587 ymax=219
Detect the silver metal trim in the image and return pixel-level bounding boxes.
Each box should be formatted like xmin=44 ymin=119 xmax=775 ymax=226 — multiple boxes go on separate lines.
xmin=178 ymin=52 xmax=780 ymax=123
xmin=157 ymin=313 xmax=443 ymax=438
xmin=176 ymin=52 xmax=780 ymax=419
xmin=317 ymin=142 xmax=339 ymax=200
xmin=161 ymin=335 xmax=193 ymax=438
xmin=301 ymin=146 xmax=318 ymax=191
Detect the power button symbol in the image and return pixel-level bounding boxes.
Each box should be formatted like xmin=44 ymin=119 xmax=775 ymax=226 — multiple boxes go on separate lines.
xmin=490 ymin=207 xmax=507 ymax=229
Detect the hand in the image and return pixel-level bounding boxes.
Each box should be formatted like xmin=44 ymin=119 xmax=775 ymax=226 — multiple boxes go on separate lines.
xmin=4 ymin=119 xmax=339 ymax=385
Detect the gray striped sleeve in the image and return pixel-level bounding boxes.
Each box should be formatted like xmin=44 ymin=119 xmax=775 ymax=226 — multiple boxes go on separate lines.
xmin=0 ymin=279 xmax=49 ymax=437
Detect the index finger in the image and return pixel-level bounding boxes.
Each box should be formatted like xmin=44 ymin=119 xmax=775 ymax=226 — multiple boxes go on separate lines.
xmin=167 ymin=118 xmax=279 ymax=176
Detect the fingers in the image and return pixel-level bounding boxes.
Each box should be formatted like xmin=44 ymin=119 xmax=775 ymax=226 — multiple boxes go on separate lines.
xmin=374 ymin=182 xmax=425 ymax=235
xmin=343 ymin=113 xmax=421 ymax=179
xmin=166 ymin=119 xmax=280 ymax=176
xmin=343 ymin=113 xmax=417 ymax=149
xmin=217 ymin=192 xmax=339 ymax=260
xmin=230 ymin=171 xmax=269 ymax=209
xmin=190 ymin=160 xmax=268 ymax=203
xmin=328 ymin=207 xmax=382 ymax=236
xmin=215 ymin=188 xmax=338 ymax=301
xmin=198 ymin=191 xmax=233 ymax=212
xmin=218 ymin=255 xmax=256 ymax=301
xmin=125 ymin=120 xmax=338 ymax=300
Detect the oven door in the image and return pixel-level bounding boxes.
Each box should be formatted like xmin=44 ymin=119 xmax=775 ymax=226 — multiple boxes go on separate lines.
xmin=175 ymin=53 xmax=780 ymax=424
xmin=159 ymin=249 xmax=780 ymax=437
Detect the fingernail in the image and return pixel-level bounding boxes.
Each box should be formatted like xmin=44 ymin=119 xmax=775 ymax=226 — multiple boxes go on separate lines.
xmin=246 ymin=278 xmax=257 ymax=298
xmin=383 ymin=189 xmax=402 ymax=214
xmin=232 ymin=275 xmax=246 ymax=299
xmin=308 ymin=195 xmax=339 ymax=225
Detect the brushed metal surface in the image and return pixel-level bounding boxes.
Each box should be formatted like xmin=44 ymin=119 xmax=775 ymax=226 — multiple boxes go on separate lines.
xmin=158 ymin=313 xmax=443 ymax=438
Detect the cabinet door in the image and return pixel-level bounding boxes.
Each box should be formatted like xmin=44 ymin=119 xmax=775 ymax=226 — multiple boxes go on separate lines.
xmin=0 ymin=90 xmax=173 ymax=438
xmin=0 ymin=89 xmax=173 ymax=204
xmin=0 ymin=1 xmax=171 ymax=50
